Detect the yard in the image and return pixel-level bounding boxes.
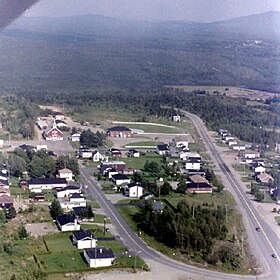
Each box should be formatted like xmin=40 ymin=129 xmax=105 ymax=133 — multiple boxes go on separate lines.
xmin=126 ymin=123 xmax=182 ymax=134
xmin=125 ymin=140 xmax=159 ymax=148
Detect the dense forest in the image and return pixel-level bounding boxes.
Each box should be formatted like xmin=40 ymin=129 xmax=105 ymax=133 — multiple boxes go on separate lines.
xmin=135 ymin=200 xmax=241 ymax=269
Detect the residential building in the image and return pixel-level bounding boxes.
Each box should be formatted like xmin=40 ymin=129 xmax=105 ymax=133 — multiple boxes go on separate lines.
xmin=186 ymin=175 xmax=213 ymax=194
xmin=109 ymin=148 xmax=122 ymax=158
xmin=58 ymin=168 xmax=74 ymax=182
xmin=73 ymin=229 xmax=97 ymax=249
xmin=232 ymin=144 xmax=246 ymax=151
xmin=84 ymin=247 xmax=115 ymax=268
xmin=254 ymin=165 xmax=266 ymax=175
xmin=124 ymin=182 xmax=143 ymax=198
xmin=78 ymin=149 xmax=93 ymax=159
xmin=100 ymin=161 xmax=126 ymax=175
xmin=59 ymin=193 xmax=86 ymax=211
xmin=56 ymin=185 xmax=81 ymax=199
xmin=156 ymin=144 xmax=169 ymax=155
xmin=128 ymin=149 xmax=140 ymax=158
xmin=0 ymin=186 xmax=10 ymax=196
xmin=256 ymin=173 xmax=274 ymax=185
xmin=92 ymin=151 xmax=104 ymax=162
xmin=55 ymin=120 xmax=68 ymax=129
xmin=228 ymin=140 xmax=238 ymax=146
xmin=173 ymin=115 xmax=181 ymax=122
xmin=28 ymin=178 xmax=67 ymax=193
xmin=73 ymin=206 xmax=94 ymax=222
xmin=69 ymin=133 xmax=81 ymax=142
xmin=111 ymin=174 xmax=131 ymax=186
xmin=240 ymin=150 xmax=260 ymax=159
xmin=0 ymin=195 xmax=13 ymax=209
xmin=140 ymin=193 xmax=154 ymax=200
xmin=185 ymin=159 xmax=201 ymax=171
xmin=56 ymin=214 xmax=80 ymax=231
xmin=107 ymin=126 xmax=132 ymax=138
xmin=36 ymin=119 xmax=48 ymax=130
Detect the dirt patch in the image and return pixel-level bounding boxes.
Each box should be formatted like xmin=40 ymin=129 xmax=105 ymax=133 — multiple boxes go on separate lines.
xmin=26 ymin=222 xmax=58 ymax=238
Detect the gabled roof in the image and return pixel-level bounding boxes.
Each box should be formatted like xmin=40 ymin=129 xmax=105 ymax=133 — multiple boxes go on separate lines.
xmin=108 ymin=126 xmax=131 ymax=132
xmin=57 ymin=185 xmax=80 ymax=192
xmin=58 ymin=168 xmax=73 ymax=174
xmin=157 ymin=144 xmax=168 ymax=151
xmin=187 ymin=182 xmax=212 ymax=189
xmin=126 ymin=182 xmax=142 ymax=189
xmin=70 ymin=193 xmax=83 ymax=199
xmin=55 ymin=120 xmax=67 ymax=125
xmin=187 ymin=158 xmax=201 ymax=163
xmin=0 ymin=179 xmax=9 ymax=186
xmin=111 ymin=174 xmax=129 ymax=180
xmin=28 ymin=178 xmax=67 ymax=185
xmin=72 ymin=206 xmax=90 ymax=216
xmin=85 ymin=247 xmax=114 ymax=259
xmin=44 ymin=124 xmax=63 ymax=135
xmin=73 ymin=229 xmax=95 ymax=241
xmin=189 ymin=175 xmax=208 ymax=184
xmin=0 ymin=195 xmax=13 ymax=204
xmin=257 ymin=172 xmax=274 ymax=182
xmin=57 ymin=214 xmax=77 ymax=226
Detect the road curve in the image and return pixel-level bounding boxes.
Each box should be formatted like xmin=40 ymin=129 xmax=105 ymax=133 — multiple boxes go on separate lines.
xmin=79 ymin=111 xmax=280 ymax=280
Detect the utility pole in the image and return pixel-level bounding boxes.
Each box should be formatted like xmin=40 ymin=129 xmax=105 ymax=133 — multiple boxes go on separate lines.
xmin=225 ymin=204 xmax=229 ymax=223
xmin=103 ymin=218 xmax=106 ymax=235
xmin=241 ymin=235 xmax=244 ymax=256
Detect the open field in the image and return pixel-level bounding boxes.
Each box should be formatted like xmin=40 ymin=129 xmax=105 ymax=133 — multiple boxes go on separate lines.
xmin=125 ymin=140 xmax=159 ymax=148
xmin=165 ymin=86 xmax=278 ymax=100
xmin=125 ymin=124 xmax=182 ymax=134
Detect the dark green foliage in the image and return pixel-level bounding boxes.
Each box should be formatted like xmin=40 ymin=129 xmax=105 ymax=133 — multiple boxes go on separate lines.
xmin=135 ymin=200 xmax=228 ymax=261
xmin=3 ymin=242 xmax=13 ymax=255
xmin=160 ymin=182 xmax=172 ymax=196
xmin=56 ymin=155 xmax=79 ymax=175
xmin=50 ymin=199 xmax=63 ymax=219
xmin=18 ymin=225 xmax=28 ymax=239
xmin=6 ymin=206 xmax=16 ymax=220
xmin=80 ymin=129 xmax=106 ymax=148
xmin=78 ymin=206 xmax=94 ymax=220
xmin=144 ymin=161 xmax=160 ymax=174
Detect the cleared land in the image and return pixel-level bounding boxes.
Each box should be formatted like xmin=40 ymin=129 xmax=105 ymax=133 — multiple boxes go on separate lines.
xmin=166 ymin=86 xmax=277 ymax=100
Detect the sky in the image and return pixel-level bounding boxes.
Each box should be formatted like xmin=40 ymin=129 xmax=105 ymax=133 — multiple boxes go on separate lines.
xmin=23 ymin=0 xmax=280 ymax=22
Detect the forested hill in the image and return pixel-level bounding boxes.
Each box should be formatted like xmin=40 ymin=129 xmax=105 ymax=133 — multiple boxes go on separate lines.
xmin=0 ymin=12 xmax=280 ymax=93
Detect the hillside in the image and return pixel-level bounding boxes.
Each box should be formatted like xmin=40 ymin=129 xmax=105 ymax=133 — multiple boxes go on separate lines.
xmin=0 ymin=12 xmax=280 ymax=93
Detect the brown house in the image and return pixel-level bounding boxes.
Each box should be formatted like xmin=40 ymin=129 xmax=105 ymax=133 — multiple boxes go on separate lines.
xmin=186 ymin=175 xmax=213 ymax=194
xmin=107 ymin=126 xmax=132 ymax=138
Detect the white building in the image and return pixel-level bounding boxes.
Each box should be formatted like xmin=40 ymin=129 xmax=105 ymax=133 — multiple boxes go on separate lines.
xmin=173 ymin=115 xmax=181 ymax=122
xmin=84 ymin=247 xmax=115 ymax=268
xmin=56 ymin=185 xmax=81 ymax=199
xmin=69 ymin=133 xmax=81 ymax=142
xmin=59 ymin=193 xmax=86 ymax=211
xmin=56 ymin=215 xmax=80 ymax=232
xmin=124 ymin=183 xmax=143 ymax=198
xmin=254 ymin=166 xmax=266 ymax=175
xmin=176 ymin=141 xmax=189 ymax=149
xmin=185 ymin=159 xmax=201 ymax=171
xmin=72 ymin=229 xmax=97 ymax=249
xmin=111 ymin=174 xmax=131 ymax=186
xmin=232 ymin=144 xmax=246 ymax=151
xmin=58 ymin=168 xmax=74 ymax=182
xmin=28 ymin=178 xmax=67 ymax=193
xmin=228 ymin=140 xmax=238 ymax=146
xmin=240 ymin=150 xmax=260 ymax=159
xmin=92 ymin=151 xmax=105 ymax=162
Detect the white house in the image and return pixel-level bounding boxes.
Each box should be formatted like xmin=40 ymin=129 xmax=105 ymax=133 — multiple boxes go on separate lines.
xmin=173 ymin=115 xmax=181 ymax=122
xmin=56 ymin=215 xmax=80 ymax=232
xmin=232 ymin=144 xmax=246 ymax=151
xmin=72 ymin=229 xmax=97 ymax=249
xmin=69 ymin=133 xmax=81 ymax=142
xmin=128 ymin=149 xmax=140 ymax=158
xmin=124 ymin=183 xmax=143 ymax=198
xmin=111 ymin=174 xmax=131 ymax=186
xmin=84 ymin=247 xmax=115 ymax=268
xmin=28 ymin=178 xmax=67 ymax=193
xmin=228 ymin=140 xmax=238 ymax=146
xmin=107 ymin=170 xmax=119 ymax=179
xmin=240 ymin=150 xmax=260 ymax=159
xmin=156 ymin=144 xmax=169 ymax=155
xmin=254 ymin=166 xmax=266 ymax=175
xmin=92 ymin=151 xmax=105 ymax=162
xmin=36 ymin=144 xmax=48 ymax=151
xmin=58 ymin=168 xmax=74 ymax=182
xmin=56 ymin=185 xmax=81 ymax=198
xmin=225 ymin=136 xmax=235 ymax=142
xmin=176 ymin=141 xmax=189 ymax=149
xmin=59 ymin=193 xmax=86 ymax=211
xmin=79 ymin=149 xmax=93 ymax=159
xmin=185 ymin=159 xmax=201 ymax=171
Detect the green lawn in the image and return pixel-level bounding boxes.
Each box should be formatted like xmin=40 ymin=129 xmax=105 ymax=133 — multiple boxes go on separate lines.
xmin=166 ymin=191 xmax=235 ymax=208
xmin=117 ymin=205 xmax=140 ymax=232
xmin=97 ymin=240 xmax=126 ymax=254
xmin=36 ymin=251 xmax=87 ymax=273
xmin=94 ymin=214 xmax=110 ymax=224
xmin=80 ymin=224 xmax=113 ymax=238
xmin=10 ymin=186 xmax=30 ymax=198
xmin=44 ymin=233 xmax=75 ymax=252
xmin=121 ymin=153 xmax=163 ymax=170
xmin=125 ymin=140 xmax=159 ymax=148
xmin=126 ymin=123 xmax=182 ymax=134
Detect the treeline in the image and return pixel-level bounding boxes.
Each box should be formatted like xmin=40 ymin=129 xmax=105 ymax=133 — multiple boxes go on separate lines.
xmin=20 ymin=88 xmax=279 ymax=150
xmin=1 ymin=95 xmax=40 ymax=139
xmin=8 ymin=148 xmax=79 ymax=178
xmin=135 ymin=200 xmax=240 ymax=269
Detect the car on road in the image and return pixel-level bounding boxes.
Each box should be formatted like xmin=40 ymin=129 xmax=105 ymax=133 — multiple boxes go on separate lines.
xmin=256 ymin=227 xmax=261 ymax=232
xmin=272 ymin=253 xmax=277 ymax=258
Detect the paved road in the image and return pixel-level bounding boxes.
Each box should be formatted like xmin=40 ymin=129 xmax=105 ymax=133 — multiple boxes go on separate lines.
xmin=79 ymin=111 xmax=280 ymax=280
xmin=180 ymin=110 xmax=280 ymax=279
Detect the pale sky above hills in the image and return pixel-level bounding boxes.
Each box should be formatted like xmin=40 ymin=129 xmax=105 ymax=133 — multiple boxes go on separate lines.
xmin=24 ymin=0 xmax=280 ymax=22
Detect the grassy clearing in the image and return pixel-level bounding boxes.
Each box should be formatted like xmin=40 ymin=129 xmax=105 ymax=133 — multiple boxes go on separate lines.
xmin=117 ymin=205 xmax=140 ymax=232
xmin=121 ymin=152 xmax=163 ymax=170
xmin=10 ymin=186 xmax=30 ymax=198
xmin=80 ymin=224 xmax=113 ymax=238
xmin=125 ymin=140 xmax=159 ymax=147
xmin=126 ymin=123 xmax=182 ymax=134
xmin=94 ymin=214 xmax=110 ymax=224
xmin=44 ymin=233 xmax=75 ymax=252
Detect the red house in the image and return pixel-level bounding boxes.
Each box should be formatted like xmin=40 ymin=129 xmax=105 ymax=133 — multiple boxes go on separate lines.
xmin=43 ymin=124 xmax=63 ymax=141
xmin=107 ymin=126 xmax=132 ymax=138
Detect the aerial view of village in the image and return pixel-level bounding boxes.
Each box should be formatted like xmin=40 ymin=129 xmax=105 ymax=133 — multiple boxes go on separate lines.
xmin=0 ymin=1 xmax=279 ymax=280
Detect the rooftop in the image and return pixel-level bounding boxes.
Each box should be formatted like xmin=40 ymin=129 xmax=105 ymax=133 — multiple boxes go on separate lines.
xmin=28 ymin=178 xmax=67 ymax=185
xmin=108 ymin=126 xmax=131 ymax=132
xmin=73 ymin=229 xmax=95 ymax=241
xmin=85 ymin=247 xmax=114 ymax=259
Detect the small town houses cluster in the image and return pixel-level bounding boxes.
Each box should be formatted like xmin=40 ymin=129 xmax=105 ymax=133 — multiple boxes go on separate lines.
xmin=21 ymin=171 xmax=116 ymax=268
xmin=0 ymin=164 xmax=13 ymax=212
xmin=220 ymin=129 xmax=280 ymax=204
